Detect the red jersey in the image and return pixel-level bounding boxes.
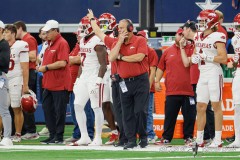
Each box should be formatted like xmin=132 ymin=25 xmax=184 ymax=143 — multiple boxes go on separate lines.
xmin=69 ymin=43 xmax=80 ymax=91
xmin=42 ymin=34 xmax=71 ymax=91
xmin=148 ymin=47 xmax=158 ymax=92
xmin=22 ymin=33 xmax=38 ymax=70
xmin=104 ymin=36 xmax=118 ymax=75
xmin=157 ymin=44 xmax=194 ymax=96
xmin=111 ymin=35 xmax=148 ymax=78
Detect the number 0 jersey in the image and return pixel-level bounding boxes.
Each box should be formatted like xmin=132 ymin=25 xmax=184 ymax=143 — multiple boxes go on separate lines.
xmin=7 ymin=40 xmax=29 ymax=79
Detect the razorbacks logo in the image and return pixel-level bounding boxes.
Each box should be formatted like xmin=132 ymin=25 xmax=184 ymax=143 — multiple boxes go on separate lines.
xmin=209 ymin=13 xmax=217 ymax=17
xmin=221 ymin=36 xmax=226 ymax=39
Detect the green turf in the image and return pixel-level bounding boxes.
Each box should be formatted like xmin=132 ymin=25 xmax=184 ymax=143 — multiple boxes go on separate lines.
xmin=0 ymin=125 xmax=238 ymax=160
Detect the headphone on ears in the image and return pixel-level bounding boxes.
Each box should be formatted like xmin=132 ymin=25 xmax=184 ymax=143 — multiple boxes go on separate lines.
xmin=125 ymin=19 xmax=133 ymax=32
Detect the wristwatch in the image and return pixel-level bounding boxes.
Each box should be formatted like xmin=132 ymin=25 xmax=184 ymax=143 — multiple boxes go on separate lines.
xmin=90 ymin=18 xmax=95 ymax=21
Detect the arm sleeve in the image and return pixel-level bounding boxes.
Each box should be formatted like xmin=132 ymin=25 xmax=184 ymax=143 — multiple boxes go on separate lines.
xmin=104 ymin=36 xmax=117 ymax=49
xmin=20 ymin=51 xmax=30 ymax=62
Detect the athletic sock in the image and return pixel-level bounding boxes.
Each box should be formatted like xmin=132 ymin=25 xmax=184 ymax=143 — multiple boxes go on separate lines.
xmin=196 ymin=130 xmax=204 ymax=144
xmin=215 ymin=131 xmax=222 ymax=144
xmin=74 ymin=104 xmax=88 ymax=137
xmin=234 ymin=105 xmax=240 ymax=143
xmin=93 ymin=107 xmax=104 ymax=140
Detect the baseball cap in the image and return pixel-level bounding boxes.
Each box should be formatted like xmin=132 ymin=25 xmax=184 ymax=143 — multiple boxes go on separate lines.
xmin=137 ymin=30 xmax=149 ymax=39
xmin=0 ymin=20 xmax=5 ymax=29
xmin=42 ymin=20 xmax=59 ymax=31
xmin=183 ymin=20 xmax=196 ymax=31
xmin=176 ymin=28 xmax=183 ymax=34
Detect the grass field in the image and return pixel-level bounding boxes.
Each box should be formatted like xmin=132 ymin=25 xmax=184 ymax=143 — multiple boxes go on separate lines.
xmin=0 ymin=125 xmax=239 ymax=160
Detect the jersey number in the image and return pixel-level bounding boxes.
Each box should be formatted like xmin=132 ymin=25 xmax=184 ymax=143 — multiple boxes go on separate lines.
xmin=80 ymin=53 xmax=86 ymax=66
xmin=9 ymin=59 xmax=15 ymax=71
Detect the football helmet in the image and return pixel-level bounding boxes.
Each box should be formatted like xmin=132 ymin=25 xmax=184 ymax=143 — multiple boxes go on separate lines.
xmin=196 ymin=10 xmax=219 ymax=31
xmin=21 ymin=90 xmax=37 ymax=113
xmin=233 ymin=13 xmax=240 ymax=33
xmin=99 ymin=13 xmax=116 ymax=32
xmin=79 ymin=16 xmax=99 ymax=36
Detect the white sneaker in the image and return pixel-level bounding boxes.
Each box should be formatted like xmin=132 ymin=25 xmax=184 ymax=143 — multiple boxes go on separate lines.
xmin=208 ymin=139 xmax=223 ymax=148
xmin=38 ymin=127 xmax=49 ymax=136
xmin=148 ymin=136 xmax=158 ymax=144
xmin=89 ymin=138 xmax=102 ymax=146
xmin=0 ymin=138 xmax=13 ymax=146
xmin=22 ymin=133 xmax=39 ymax=140
xmin=11 ymin=134 xmax=21 ymax=143
xmin=68 ymin=137 xmax=91 ymax=146
xmin=226 ymin=141 xmax=240 ymax=148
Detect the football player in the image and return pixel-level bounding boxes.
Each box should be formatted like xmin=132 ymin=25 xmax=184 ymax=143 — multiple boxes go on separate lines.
xmin=226 ymin=13 xmax=240 ymax=148
xmin=3 ymin=24 xmax=29 ymax=142
xmin=72 ymin=16 xmax=107 ymax=146
xmin=98 ymin=12 xmax=119 ymax=145
xmin=190 ymin=10 xmax=227 ymax=148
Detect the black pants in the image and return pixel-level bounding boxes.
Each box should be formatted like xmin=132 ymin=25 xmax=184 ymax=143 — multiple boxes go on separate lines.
xmin=162 ymin=95 xmax=196 ymax=141
xmin=111 ymin=80 xmax=127 ymax=143
xmin=120 ymin=73 xmax=149 ymax=143
xmin=192 ymin=84 xmax=215 ymax=140
xmin=42 ymin=89 xmax=69 ymax=140
xmin=22 ymin=69 xmax=37 ymax=134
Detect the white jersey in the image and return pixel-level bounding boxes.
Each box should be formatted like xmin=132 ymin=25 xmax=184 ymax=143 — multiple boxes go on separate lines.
xmin=231 ymin=32 xmax=240 ymax=54
xmin=7 ymin=40 xmax=29 ymax=80
xmin=194 ymin=32 xmax=226 ymax=73
xmin=79 ymin=35 xmax=105 ymax=71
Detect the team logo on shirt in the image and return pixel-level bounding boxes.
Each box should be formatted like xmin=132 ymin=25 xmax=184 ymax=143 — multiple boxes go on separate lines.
xmin=50 ymin=50 xmax=56 ymax=53
xmin=130 ymin=46 xmax=135 ymax=49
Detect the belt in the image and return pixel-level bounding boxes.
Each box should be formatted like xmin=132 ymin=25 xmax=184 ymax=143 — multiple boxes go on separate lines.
xmin=121 ymin=72 xmax=148 ymax=82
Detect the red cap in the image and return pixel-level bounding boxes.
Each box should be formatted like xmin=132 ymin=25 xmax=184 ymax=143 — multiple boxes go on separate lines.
xmin=137 ymin=30 xmax=147 ymax=38
xmin=176 ymin=28 xmax=183 ymax=34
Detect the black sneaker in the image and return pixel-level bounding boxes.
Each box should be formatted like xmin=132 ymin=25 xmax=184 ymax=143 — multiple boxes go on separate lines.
xmin=40 ymin=137 xmax=53 ymax=144
xmin=114 ymin=141 xmax=126 ymax=147
xmin=226 ymin=135 xmax=235 ymax=143
xmin=138 ymin=139 xmax=148 ymax=148
xmin=123 ymin=142 xmax=137 ymax=150
xmin=48 ymin=138 xmax=64 ymax=145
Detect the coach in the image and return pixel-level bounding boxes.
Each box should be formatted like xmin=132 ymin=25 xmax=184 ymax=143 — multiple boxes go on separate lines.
xmin=38 ymin=20 xmax=71 ymax=144
xmin=108 ymin=19 xmax=149 ymax=149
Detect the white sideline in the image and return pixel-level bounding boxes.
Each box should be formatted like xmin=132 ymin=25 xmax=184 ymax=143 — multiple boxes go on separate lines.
xmin=0 ymin=145 xmax=240 ymax=152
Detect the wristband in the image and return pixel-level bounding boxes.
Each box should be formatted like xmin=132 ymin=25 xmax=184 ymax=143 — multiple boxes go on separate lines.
xmin=96 ymin=77 xmax=103 ymax=84
xmin=206 ymin=55 xmax=214 ymax=62
xmin=45 ymin=65 xmax=49 ymax=71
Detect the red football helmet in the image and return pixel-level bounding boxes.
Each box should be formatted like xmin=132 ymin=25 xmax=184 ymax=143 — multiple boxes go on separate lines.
xmin=21 ymin=90 xmax=37 ymax=113
xmin=79 ymin=16 xmax=99 ymax=36
xmin=99 ymin=13 xmax=116 ymax=32
xmin=233 ymin=13 xmax=240 ymax=32
xmin=196 ymin=10 xmax=219 ymax=31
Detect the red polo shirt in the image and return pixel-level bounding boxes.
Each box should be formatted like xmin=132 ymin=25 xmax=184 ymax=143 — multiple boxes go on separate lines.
xmin=22 ymin=33 xmax=38 ymax=70
xmin=42 ymin=34 xmax=71 ymax=91
xmin=111 ymin=35 xmax=148 ymax=78
xmin=69 ymin=43 xmax=80 ymax=91
xmin=157 ymin=43 xmax=194 ymax=96
xmin=104 ymin=36 xmax=118 ymax=75
xmin=148 ymin=47 xmax=158 ymax=92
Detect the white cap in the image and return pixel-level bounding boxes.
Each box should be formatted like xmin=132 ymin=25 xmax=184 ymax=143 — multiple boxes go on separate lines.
xmin=42 ymin=20 xmax=59 ymax=31
xmin=0 ymin=20 xmax=5 ymax=29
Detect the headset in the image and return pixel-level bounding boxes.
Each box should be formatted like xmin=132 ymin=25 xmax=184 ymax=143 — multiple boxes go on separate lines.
xmin=124 ymin=19 xmax=133 ymax=32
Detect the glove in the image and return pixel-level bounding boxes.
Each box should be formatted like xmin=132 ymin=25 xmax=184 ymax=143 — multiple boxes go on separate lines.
xmin=191 ymin=55 xmax=201 ymax=64
xmin=96 ymin=77 xmax=103 ymax=85
xmin=232 ymin=53 xmax=239 ymax=63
